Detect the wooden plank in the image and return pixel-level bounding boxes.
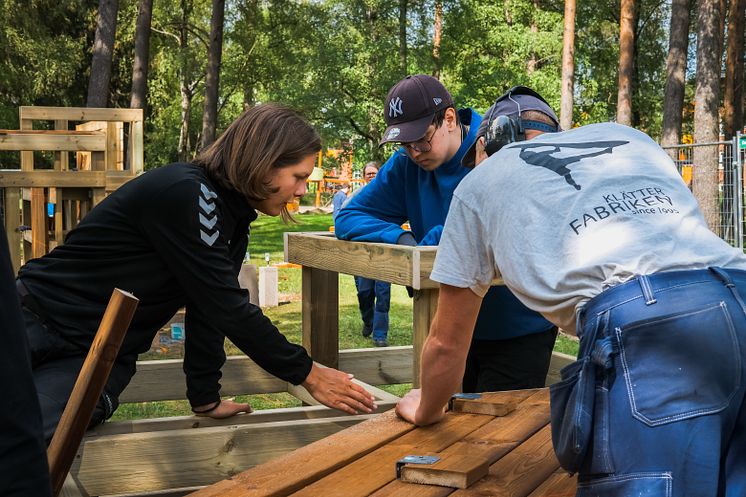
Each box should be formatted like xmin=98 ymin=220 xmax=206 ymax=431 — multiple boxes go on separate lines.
xmin=48 ymin=289 xmax=139 ymax=496
xmin=450 ymin=392 xmax=521 ymax=417
xmin=399 ymin=454 xmax=489 ymax=489
xmin=287 ymin=412 xmax=494 ymax=497
xmin=59 ymin=473 xmax=88 ymax=497
xmin=372 ymin=390 xmax=549 ymax=497
xmin=189 ymin=410 xmax=415 ymax=497
xmin=30 ymin=187 xmax=47 ymax=259
xmin=122 ymin=347 xmax=413 ymax=403
xmin=20 ymin=106 xmax=144 ymax=122
xmin=0 ymin=170 xmax=106 ymax=188
xmin=2 ymin=187 xmax=22 ymax=273
xmin=54 ymin=119 xmax=69 ymax=171
xmin=19 ymin=116 xmax=33 ymax=171
xmin=302 ymin=266 xmax=339 ymax=368
xmin=286 ymin=232 xmax=438 ymax=289
xmin=0 ymin=131 xmax=107 ymax=151
xmin=49 ymin=187 xmax=64 ymax=245
xmin=450 ymin=424 xmax=558 ymax=497
xmin=73 ymin=414 xmax=374 ymax=496
xmin=131 ymin=119 xmax=145 ymax=173
xmin=525 ymin=470 xmax=576 ymax=497
xmin=412 ymin=288 xmax=438 ymax=388
xmin=106 ymin=170 xmax=137 ymax=191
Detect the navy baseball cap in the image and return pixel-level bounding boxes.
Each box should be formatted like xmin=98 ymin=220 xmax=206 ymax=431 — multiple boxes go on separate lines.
xmin=379 ymin=75 xmax=454 ymax=146
xmin=463 ymin=86 xmax=559 ymax=168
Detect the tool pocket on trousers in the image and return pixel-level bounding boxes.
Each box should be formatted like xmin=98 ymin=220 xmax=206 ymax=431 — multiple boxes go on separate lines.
xmin=577 ymin=471 xmax=672 ymax=496
xmin=550 ymin=355 xmax=596 ymax=473
xmin=617 ymin=301 xmax=741 ymax=427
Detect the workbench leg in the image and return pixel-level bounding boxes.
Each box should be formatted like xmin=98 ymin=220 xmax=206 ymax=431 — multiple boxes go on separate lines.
xmin=412 ymin=288 xmax=438 ymax=388
xmin=302 ymin=267 xmax=339 ymax=369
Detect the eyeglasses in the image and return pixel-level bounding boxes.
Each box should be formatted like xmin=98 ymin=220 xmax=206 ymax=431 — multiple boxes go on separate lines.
xmin=401 ymin=125 xmax=438 ymax=154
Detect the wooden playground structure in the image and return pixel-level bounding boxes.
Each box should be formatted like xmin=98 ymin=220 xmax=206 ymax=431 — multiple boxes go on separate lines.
xmin=0 ymin=106 xmax=144 ymax=273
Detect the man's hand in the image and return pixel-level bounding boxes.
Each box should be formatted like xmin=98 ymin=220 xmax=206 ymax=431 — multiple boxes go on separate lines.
xmin=395 ymin=389 xmax=445 ymax=426
xmin=193 ymin=398 xmax=252 ymax=419
xmin=302 ymin=363 xmax=377 ymax=415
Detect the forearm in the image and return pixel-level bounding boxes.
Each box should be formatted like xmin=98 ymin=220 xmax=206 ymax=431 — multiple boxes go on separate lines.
xmin=416 ymin=315 xmax=469 ymax=424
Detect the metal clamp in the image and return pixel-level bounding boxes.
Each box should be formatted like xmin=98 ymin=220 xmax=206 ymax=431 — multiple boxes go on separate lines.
xmin=448 ymin=392 xmax=481 ymax=411
xmin=395 ymin=455 xmax=440 ymax=479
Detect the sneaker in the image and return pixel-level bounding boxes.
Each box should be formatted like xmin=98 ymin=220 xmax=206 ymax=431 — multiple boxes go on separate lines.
xmin=373 ymin=338 xmax=388 ymax=347
xmin=362 ymin=324 xmax=373 ymax=338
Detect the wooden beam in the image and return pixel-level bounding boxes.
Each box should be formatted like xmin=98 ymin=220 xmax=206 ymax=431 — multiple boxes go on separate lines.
xmin=449 ymin=392 xmax=520 ymax=417
xmin=121 ymin=347 xmax=413 ymax=403
xmin=286 ymin=232 xmax=438 ymax=290
xmin=72 ymin=414 xmax=376 ymax=496
xmin=48 ymin=289 xmax=139 ymax=496
xmin=412 ymin=289 xmax=438 ymax=388
xmin=20 ymin=106 xmax=144 ymax=123
xmin=302 ymin=266 xmax=339 ymax=368
xmin=398 ymin=454 xmax=489 ymax=489
xmin=0 ymin=170 xmax=106 ymax=188
xmin=288 ymin=412 xmax=494 ymax=497
xmin=30 ymin=187 xmax=47 ymax=259
xmin=0 ymin=131 xmax=107 ymax=151
xmin=526 ymin=469 xmax=576 ymax=497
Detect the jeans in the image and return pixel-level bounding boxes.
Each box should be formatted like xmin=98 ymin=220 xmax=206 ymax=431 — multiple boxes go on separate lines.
xmin=567 ymin=268 xmax=746 ymax=497
xmin=354 ymin=276 xmax=390 ymax=341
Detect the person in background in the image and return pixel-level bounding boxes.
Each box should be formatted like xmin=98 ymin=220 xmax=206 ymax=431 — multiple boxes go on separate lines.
xmin=331 ymin=183 xmax=349 ymax=219
xmin=336 ymin=75 xmax=557 ymax=392
xmin=342 ymin=162 xmax=392 ymax=346
xmin=396 ymin=86 xmax=746 ymax=497
xmin=17 ymin=103 xmax=376 ymax=443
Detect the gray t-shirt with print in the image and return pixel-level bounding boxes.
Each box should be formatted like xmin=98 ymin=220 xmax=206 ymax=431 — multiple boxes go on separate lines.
xmin=430 ymin=122 xmax=746 ymax=332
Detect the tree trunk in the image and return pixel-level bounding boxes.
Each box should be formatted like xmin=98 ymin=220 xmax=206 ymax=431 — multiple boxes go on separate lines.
xmin=560 ymin=0 xmax=576 ymax=130
xmin=527 ymin=0 xmax=539 ymax=74
xmin=432 ymin=0 xmax=442 ymax=78
xmin=87 ymin=0 xmax=119 ymax=107
xmin=129 ymin=0 xmax=153 ymax=110
xmin=399 ymin=0 xmax=408 ymax=77
xmin=661 ymin=0 xmax=691 ymax=147
xmin=200 ymin=0 xmax=225 ymax=150
xmin=723 ymin=0 xmax=745 ymax=138
xmin=617 ymin=0 xmax=635 ymax=125
xmin=693 ymin=0 xmax=724 ymax=232
xmin=178 ymin=84 xmax=193 ymax=162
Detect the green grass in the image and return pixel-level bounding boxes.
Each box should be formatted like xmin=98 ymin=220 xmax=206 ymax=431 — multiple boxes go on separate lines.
xmin=119 ymin=211 xmax=579 ymax=420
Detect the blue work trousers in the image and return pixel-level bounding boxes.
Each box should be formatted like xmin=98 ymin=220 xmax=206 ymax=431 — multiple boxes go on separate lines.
xmin=354 ymin=276 xmax=390 ymax=341
xmin=563 ymin=268 xmax=746 ymax=497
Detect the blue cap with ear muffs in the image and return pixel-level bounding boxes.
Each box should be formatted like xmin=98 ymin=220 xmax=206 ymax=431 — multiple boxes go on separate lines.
xmin=462 ymin=86 xmax=559 ymax=168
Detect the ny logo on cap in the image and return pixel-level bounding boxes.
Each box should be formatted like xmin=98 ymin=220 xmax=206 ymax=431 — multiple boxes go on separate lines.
xmin=389 ymin=97 xmax=403 ymax=118
xmin=433 ymin=97 xmax=442 ymax=106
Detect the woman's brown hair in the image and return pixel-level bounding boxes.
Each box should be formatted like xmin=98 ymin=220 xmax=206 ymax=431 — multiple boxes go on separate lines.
xmin=194 ymin=103 xmax=321 ymax=220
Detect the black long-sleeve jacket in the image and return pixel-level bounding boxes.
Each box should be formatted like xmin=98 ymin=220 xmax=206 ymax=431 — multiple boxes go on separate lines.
xmin=19 ymin=163 xmax=312 ymax=406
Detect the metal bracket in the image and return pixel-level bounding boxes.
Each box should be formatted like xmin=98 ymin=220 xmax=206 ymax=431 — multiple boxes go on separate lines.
xmin=395 ymin=455 xmax=440 ymax=479
xmin=448 ymin=392 xmax=482 ymax=411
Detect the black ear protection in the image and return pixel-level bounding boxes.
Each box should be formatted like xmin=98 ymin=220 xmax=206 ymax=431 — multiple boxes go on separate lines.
xmin=483 ymin=86 xmax=559 ymax=157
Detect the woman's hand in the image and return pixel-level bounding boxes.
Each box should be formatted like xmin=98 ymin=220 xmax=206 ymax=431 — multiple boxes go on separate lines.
xmin=302 ymin=363 xmax=377 ymax=415
xmin=193 ymin=398 xmax=252 ymax=419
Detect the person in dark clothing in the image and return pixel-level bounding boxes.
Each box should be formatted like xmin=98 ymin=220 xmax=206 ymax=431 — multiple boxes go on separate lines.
xmin=17 ymin=103 xmax=376 ymax=442
xmin=0 ymin=225 xmax=52 ymax=497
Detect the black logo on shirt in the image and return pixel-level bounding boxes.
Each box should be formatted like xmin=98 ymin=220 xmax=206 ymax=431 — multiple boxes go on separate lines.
xmin=507 ymin=141 xmax=629 ymax=190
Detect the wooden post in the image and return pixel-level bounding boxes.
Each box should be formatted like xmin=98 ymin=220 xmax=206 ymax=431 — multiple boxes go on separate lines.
xmin=47 ymin=288 xmax=139 ymax=497
xmin=30 ymin=187 xmax=47 ymax=259
xmin=301 ymin=266 xmax=339 ymax=368
xmin=412 ymin=288 xmax=438 ymax=388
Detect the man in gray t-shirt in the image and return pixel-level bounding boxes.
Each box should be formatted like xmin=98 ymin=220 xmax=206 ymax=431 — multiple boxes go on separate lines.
xmin=396 ymin=86 xmax=746 ymax=497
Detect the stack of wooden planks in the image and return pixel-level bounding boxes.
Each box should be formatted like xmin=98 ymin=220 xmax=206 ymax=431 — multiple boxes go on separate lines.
xmin=189 ymin=388 xmax=576 ymax=497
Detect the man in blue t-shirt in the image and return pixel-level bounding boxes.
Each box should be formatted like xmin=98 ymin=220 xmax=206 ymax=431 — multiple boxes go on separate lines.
xmin=335 ymin=75 xmax=557 ymax=392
